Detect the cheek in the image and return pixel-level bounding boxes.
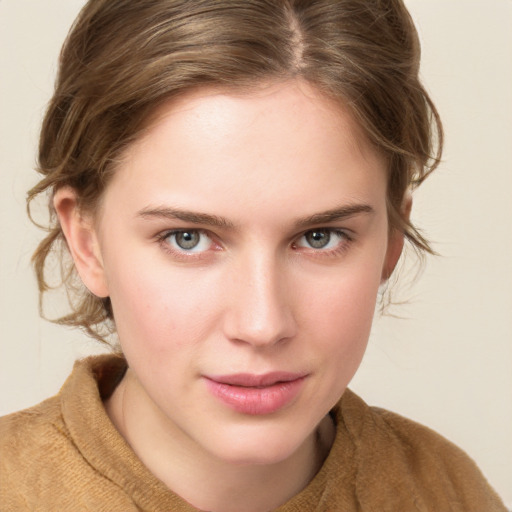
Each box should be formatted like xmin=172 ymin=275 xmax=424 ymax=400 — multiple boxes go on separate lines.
xmin=306 ymin=260 xmax=382 ymax=329
xmin=105 ymin=253 xmax=222 ymax=354
xmin=301 ymin=263 xmax=382 ymax=370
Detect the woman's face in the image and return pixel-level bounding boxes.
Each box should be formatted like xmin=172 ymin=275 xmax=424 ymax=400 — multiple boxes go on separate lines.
xmin=80 ymin=81 xmax=401 ymax=465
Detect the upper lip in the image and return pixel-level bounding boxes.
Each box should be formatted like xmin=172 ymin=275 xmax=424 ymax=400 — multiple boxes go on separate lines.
xmin=205 ymin=372 xmax=307 ymax=387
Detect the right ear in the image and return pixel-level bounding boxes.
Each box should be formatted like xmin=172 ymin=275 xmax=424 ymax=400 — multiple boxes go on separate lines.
xmin=53 ymin=187 xmax=109 ymax=298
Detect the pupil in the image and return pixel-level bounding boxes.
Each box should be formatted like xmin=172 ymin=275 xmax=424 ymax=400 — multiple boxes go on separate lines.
xmin=176 ymin=231 xmax=200 ymax=250
xmin=307 ymin=230 xmax=330 ymax=249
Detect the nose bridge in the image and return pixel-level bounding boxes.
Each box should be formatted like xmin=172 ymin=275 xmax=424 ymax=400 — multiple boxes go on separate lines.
xmin=224 ymin=247 xmax=296 ymax=347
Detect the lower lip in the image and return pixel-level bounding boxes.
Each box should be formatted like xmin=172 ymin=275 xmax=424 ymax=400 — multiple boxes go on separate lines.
xmin=204 ymin=377 xmax=306 ymax=415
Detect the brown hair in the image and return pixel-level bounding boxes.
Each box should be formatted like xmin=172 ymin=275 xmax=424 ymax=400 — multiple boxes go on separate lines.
xmin=28 ymin=0 xmax=443 ymax=343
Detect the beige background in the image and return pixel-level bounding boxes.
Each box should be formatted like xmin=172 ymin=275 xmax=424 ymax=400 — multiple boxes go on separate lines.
xmin=1 ymin=0 xmax=511 ymax=506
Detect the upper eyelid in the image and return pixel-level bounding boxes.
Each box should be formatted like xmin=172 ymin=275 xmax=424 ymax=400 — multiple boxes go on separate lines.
xmin=296 ymin=227 xmax=353 ymax=240
xmin=157 ymin=227 xmax=211 ymax=239
xmin=300 ymin=227 xmax=351 ymax=237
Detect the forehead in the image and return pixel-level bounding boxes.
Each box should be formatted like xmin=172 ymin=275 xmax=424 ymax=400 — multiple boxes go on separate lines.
xmin=138 ymin=80 xmax=375 ymax=161
xmin=103 ymin=80 xmax=387 ymax=224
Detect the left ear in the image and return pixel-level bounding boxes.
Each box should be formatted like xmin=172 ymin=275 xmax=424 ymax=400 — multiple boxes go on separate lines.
xmin=381 ymin=192 xmax=412 ymax=282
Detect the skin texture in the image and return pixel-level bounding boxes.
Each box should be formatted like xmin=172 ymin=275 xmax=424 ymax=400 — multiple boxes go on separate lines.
xmin=55 ymin=81 xmax=404 ymax=512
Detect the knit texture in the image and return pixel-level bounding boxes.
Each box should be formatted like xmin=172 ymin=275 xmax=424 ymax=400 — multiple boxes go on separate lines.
xmin=0 ymin=355 xmax=507 ymax=511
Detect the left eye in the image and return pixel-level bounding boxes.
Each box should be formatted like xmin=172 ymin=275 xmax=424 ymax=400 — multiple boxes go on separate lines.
xmin=164 ymin=230 xmax=212 ymax=253
xmin=295 ymin=229 xmax=347 ymax=250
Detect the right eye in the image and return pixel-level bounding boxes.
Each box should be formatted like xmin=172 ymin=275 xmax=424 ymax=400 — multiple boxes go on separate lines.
xmin=162 ymin=229 xmax=213 ymax=254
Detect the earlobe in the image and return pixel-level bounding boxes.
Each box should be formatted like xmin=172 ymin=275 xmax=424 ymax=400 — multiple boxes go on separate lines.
xmin=53 ymin=187 xmax=109 ymax=298
xmin=402 ymin=189 xmax=413 ymax=222
xmin=381 ymin=229 xmax=405 ymax=282
xmin=381 ymin=191 xmax=412 ymax=282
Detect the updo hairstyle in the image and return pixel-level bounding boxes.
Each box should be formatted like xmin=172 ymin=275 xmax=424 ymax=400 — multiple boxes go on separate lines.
xmin=28 ymin=0 xmax=443 ymax=343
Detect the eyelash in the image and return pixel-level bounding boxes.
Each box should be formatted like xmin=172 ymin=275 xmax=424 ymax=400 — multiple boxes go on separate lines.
xmin=155 ymin=228 xmax=353 ymax=260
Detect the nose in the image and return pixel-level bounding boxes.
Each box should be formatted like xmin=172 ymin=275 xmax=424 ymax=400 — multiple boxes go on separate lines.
xmin=222 ymin=252 xmax=297 ymax=348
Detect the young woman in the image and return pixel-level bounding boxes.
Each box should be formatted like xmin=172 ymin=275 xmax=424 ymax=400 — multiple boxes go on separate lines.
xmin=0 ymin=1 xmax=508 ymax=510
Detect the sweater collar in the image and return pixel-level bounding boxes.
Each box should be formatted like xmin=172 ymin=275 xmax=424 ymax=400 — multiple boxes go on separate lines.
xmin=60 ymin=354 xmax=358 ymax=511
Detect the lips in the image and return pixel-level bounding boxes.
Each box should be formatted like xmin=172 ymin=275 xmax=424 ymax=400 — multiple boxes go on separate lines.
xmin=204 ymin=372 xmax=307 ymax=415
xmin=209 ymin=372 xmax=305 ymax=387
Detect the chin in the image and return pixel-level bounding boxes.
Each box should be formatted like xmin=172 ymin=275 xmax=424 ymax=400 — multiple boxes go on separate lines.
xmin=204 ymin=422 xmax=314 ymax=467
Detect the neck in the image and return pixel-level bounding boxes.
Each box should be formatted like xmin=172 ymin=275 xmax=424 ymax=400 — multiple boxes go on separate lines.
xmin=105 ymin=369 xmax=335 ymax=512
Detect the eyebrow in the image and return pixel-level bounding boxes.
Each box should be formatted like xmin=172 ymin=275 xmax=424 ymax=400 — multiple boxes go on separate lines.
xmin=137 ymin=206 xmax=235 ymax=228
xmin=137 ymin=203 xmax=374 ymax=230
xmin=293 ymin=204 xmax=375 ymax=229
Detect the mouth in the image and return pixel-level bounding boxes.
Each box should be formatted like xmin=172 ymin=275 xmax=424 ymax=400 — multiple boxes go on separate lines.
xmin=208 ymin=371 xmax=307 ymax=387
xmin=203 ymin=372 xmax=308 ymax=415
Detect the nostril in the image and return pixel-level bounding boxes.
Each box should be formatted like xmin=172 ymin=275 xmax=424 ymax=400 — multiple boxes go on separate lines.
xmin=223 ymin=299 xmax=297 ymax=348
xmin=221 ymin=259 xmax=297 ymax=347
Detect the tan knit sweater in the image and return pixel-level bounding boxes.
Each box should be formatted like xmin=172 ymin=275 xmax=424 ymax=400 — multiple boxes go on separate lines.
xmin=0 ymin=355 xmax=507 ymax=511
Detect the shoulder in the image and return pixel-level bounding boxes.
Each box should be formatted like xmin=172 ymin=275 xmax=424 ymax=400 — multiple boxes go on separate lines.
xmin=0 ymin=396 xmax=79 ymax=509
xmin=0 ymin=357 xmax=139 ymax=511
xmin=335 ymin=389 xmax=507 ymax=511
xmin=0 ymin=395 xmax=66 ymax=464
xmin=339 ymin=388 xmax=479 ymax=469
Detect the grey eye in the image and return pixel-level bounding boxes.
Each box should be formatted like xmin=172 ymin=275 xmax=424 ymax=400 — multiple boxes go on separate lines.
xmin=174 ymin=231 xmax=201 ymax=250
xmin=161 ymin=229 xmax=214 ymax=255
xmin=305 ymin=230 xmax=331 ymax=249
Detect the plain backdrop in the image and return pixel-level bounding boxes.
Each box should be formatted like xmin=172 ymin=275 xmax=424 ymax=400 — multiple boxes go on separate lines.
xmin=1 ymin=0 xmax=511 ymax=506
